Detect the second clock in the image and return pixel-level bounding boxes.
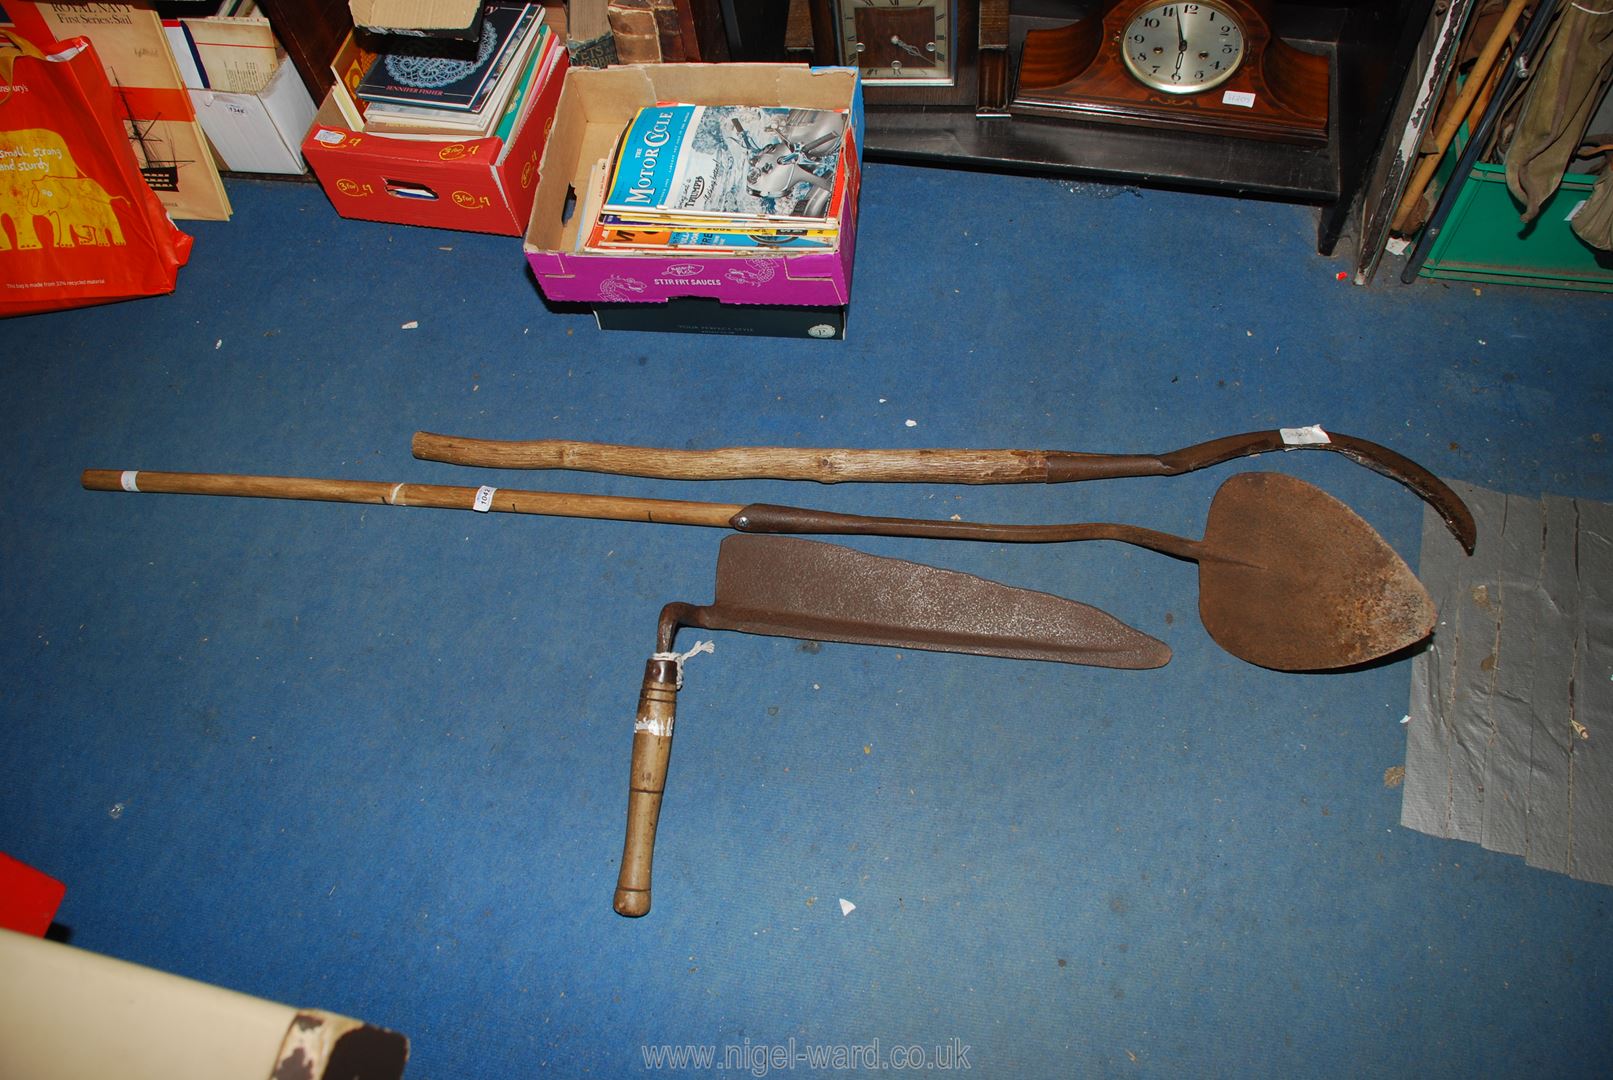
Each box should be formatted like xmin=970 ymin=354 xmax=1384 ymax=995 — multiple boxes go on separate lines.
xmin=827 ymin=0 xmax=1006 ymax=109
xmin=838 ymin=0 xmax=957 ymax=85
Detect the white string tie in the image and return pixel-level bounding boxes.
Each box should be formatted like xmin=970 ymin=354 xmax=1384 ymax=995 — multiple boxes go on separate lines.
xmin=650 ymin=640 xmax=715 ymax=689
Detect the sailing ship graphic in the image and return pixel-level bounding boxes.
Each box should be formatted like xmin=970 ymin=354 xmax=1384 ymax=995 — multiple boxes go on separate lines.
xmin=111 ymin=68 xmax=189 ymax=193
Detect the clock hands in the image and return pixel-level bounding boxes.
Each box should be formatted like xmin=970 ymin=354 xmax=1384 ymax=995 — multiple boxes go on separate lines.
xmin=1113 ymin=1 xmax=1256 ymax=96
xmin=1173 ymin=6 xmax=1187 ymax=77
xmin=888 ymin=34 xmax=927 ymax=59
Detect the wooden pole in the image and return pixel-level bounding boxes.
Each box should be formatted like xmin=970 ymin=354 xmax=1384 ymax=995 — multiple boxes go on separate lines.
xmin=1391 ymin=0 xmax=1534 ymax=233
xmin=81 ymin=470 xmax=743 ymax=528
xmin=410 ymin=433 xmax=1052 ymax=484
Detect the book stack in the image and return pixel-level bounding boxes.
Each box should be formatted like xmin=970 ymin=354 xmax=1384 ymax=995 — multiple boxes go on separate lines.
xmin=576 ymin=103 xmax=852 ymax=253
xmin=342 ymin=2 xmax=556 ymax=141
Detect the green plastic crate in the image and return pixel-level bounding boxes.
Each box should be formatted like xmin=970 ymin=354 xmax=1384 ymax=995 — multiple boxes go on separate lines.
xmin=1419 ymin=130 xmax=1613 ymax=293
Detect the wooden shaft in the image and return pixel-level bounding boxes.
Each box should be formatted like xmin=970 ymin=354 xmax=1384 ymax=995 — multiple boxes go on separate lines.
xmin=410 ymin=431 xmax=1464 ymax=542
xmin=1461 ymin=54 xmax=1509 ymax=152
xmin=407 ymin=429 xmax=1478 ymax=555
xmin=614 ymin=659 xmax=680 ymax=917
xmin=412 ymin=433 xmax=1053 ymax=484
xmin=81 ymin=469 xmax=743 ymax=528
xmin=1391 ymin=0 xmax=1532 ymax=233
xmin=81 ymin=468 xmax=1206 ymax=558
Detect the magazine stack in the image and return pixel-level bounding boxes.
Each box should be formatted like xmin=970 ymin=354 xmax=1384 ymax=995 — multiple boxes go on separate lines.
xmin=578 ymin=103 xmax=853 ymax=253
xmin=344 ymin=1 xmax=557 ymax=140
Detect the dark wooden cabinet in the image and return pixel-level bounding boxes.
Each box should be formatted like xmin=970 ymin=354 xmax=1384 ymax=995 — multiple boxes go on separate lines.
xmin=799 ymin=0 xmax=1436 ymax=254
xmin=255 ymin=0 xmax=1433 ymax=254
xmin=255 ymin=0 xmax=354 ymax=101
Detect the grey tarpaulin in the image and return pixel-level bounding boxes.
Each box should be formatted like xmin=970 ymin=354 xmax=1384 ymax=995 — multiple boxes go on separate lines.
xmin=1402 ymin=481 xmax=1613 ymax=886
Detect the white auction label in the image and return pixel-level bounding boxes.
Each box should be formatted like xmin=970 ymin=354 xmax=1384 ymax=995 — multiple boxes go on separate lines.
xmin=1222 ymin=90 xmax=1257 ymax=108
xmin=473 ymin=485 xmax=496 ymax=512
xmin=1280 ymin=425 xmax=1331 ymax=446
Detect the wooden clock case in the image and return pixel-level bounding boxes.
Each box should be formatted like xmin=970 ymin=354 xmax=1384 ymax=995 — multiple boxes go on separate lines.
xmin=805 ymin=0 xmax=1010 ymax=110
xmin=1011 ymin=0 xmax=1329 ymax=142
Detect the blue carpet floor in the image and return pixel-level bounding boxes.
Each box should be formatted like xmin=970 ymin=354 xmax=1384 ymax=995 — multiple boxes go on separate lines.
xmin=2 ymin=166 xmax=1610 ymax=1077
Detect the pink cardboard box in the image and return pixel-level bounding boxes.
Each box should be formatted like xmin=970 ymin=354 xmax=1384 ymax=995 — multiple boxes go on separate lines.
xmin=522 ymin=64 xmax=862 ymax=308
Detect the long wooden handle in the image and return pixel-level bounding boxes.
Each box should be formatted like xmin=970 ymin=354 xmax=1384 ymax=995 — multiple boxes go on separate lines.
xmin=81 ymin=469 xmax=743 ymax=528
xmin=412 ymin=433 xmax=1061 ymax=484
xmin=1390 ymin=0 xmax=1532 ymax=233
xmin=82 ymin=467 xmax=1214 ymax=558
xmin=614 ymin=658 xmax=680 ymax=917
xmin=409 ymin=431 xmax=1477 ymax=554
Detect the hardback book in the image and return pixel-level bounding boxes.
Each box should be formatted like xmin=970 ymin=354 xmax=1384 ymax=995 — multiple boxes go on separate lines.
xmin=328 ymin=29 xmax=381 ymax=127
xmin=605 ymin=0 xmax=694 ymax=63
xmin=492 ymin=24 xmax=558 ymax=143
xmin=361 ymin=18 xmax=546 ymax=138
xmin=601 ymin=104 xmax=848 ymax=224
xmin=162 ymin=19 xmax=209 ymax=90
xmin=356 ymin=2 xmax=539 ymax=112
xmin=181 ymin=14 xmax=279 ymax=94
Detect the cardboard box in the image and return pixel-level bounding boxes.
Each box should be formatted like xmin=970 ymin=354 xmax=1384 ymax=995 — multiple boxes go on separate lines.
xmin=350 ymin=0 xmax=482 ymax=39
xmin=190 ymin=57 xmax=318 ymax=175
xmin=523 ymin=63 xmax=863 ymax=309
xmin=595 ymin=297 xmax=847 ymax=339
xmin=300 ymin=44 xmax=567 ymax=235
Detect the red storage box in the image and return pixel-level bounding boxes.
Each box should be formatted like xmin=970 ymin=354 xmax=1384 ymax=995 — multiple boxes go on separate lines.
xmin=301 ymin=45 xmax=566 ymax=235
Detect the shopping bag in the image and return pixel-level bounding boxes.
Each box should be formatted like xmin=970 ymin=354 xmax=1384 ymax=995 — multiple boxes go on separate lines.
xmin=1 ymin=29 xmax=193 ymax=318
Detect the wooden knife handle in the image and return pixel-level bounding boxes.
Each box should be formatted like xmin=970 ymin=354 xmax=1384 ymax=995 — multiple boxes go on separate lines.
xmin=613 ymin=658 xmax=680 ymax=917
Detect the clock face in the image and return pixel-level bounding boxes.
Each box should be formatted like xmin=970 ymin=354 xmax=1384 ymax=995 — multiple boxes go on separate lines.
xmin=1120 ymin=2 xmax=1245 ymax=95
xmin=837 ymin=0 xmax=955 ymax=86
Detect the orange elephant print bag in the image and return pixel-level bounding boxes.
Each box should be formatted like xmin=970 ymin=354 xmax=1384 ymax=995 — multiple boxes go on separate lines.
xmin=1 ymin=29 xmax=192 ymax=317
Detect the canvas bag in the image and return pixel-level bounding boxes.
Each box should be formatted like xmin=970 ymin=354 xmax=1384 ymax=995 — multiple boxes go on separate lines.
xmin=1503 ymin=2 xmax=1613 ymax=228
xmin=1 ymin=29 xmax=193 ymax=317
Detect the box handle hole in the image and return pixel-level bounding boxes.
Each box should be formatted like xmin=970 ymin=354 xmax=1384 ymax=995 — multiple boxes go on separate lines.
xmin=385 ymin=179 xmax=438 ymax=201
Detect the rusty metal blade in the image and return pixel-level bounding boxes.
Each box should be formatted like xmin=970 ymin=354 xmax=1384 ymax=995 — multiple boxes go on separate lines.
xmin=1196 ymin=472 xmax=1437 ymax=671
xmin=681 ymin=535 xmax=1170 ymax=669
